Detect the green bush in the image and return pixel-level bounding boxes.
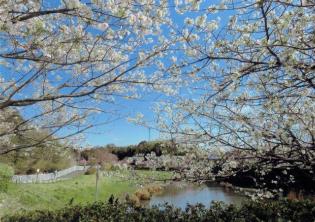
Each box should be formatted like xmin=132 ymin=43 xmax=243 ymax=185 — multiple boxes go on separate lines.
xmin=84 ymin=167 xmax=96 ymax=175
xmin=0 ymin=163 xmax=14 ymax=192
xmin=100 ymin=163 xmax=113 ymax=171
xmin=3 ymin=199 xmax=315 ymax=222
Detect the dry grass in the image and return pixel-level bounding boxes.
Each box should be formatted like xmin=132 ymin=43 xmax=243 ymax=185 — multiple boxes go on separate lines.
xmin=132 ymin=184 xmax=163 ymax=204
xmin=147 ymin=184 xmax=162 ymax=194
xmin=135 ymin=189 xmax=151 ymax=200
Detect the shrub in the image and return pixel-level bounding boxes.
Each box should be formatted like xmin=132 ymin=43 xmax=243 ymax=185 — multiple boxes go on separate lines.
xmin=101 ymin=163 xmax=113 ymax=171
xmin=0 ymin=163 xmax=14 ymax=192
xmin=126 ymin=194 xmax=141 ymax=206
xmin=3 ymin=199 xmax=315 ymax=222
xmin=84 ymin=167 xmax=96 ymax=175
xmin=135 ymin=189 xmax=151 ymax=200
xmin=146 ymin=185 xmax=162 ymax=194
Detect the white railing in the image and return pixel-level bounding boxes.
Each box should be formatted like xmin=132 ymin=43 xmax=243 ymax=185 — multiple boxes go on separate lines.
xmin=12 ymin=165 xmax=89 ymax=183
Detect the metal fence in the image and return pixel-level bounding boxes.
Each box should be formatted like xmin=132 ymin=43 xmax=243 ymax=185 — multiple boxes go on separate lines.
xmin=12 ymin=165 xmax=89 ymax=183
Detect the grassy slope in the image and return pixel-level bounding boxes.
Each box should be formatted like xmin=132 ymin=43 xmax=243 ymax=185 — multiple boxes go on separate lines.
xmin=0 ymin=170 xmax=172 ymax=217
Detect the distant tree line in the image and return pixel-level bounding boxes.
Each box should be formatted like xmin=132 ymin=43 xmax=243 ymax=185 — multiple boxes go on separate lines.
xmin=80 ymin=140 xmax=187 ymax=163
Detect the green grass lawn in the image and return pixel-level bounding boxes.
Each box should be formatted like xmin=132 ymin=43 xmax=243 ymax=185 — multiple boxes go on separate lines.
xmin=0 ymin=170 xmax=172 ymax=217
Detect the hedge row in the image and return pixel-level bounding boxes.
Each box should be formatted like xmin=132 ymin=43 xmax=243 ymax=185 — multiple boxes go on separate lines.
xmin=4 ymin=199 xmax=315 ymax=222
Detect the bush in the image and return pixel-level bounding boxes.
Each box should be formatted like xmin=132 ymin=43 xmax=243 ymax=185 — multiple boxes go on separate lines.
xmin=3 ymin=199 xmax=315 ymax=222
xmin=127 ymin=194 xmax=141 ymax=206
xmin=0 ymin=163 xmax=14 ymax=192
xmin=100 ymin=163 xmax=113 ymax=171
xmin=84 ymin=167 xmax=96 ymax=175
xmin=135 ymin=189 xmax=151 ymax=200
xmin=146 ymin=185 xmax=162 ymax=194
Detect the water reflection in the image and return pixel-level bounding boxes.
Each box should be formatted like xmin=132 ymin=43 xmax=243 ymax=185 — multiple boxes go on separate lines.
xmin=147 ymin=182 xmax=246 ymax=209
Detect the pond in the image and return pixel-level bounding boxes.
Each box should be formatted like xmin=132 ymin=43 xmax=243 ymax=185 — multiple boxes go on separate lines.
xmin=146 ymin=182 xmax=247 ymax=209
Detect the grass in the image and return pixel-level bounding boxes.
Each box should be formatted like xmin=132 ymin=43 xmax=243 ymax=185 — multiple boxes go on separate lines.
xmin=0 ymin=170 xmax=172 ymax=217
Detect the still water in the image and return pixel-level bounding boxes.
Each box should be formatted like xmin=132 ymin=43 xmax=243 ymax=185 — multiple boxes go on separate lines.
xmin=147 ymin=182 xmax=246 ymax=209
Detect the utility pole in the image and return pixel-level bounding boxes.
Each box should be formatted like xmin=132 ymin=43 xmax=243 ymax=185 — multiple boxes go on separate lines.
xmin=95 ymin=164 xmax=100 ymax=201
xmin=148 ymin=127 xmax=151 ymax=141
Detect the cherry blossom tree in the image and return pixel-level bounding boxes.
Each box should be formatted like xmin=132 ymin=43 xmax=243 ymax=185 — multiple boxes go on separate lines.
xmin=155 ymin=0 xmax=315 ymax=173
xmin=0 ymin=0 xmax=174 ymax=154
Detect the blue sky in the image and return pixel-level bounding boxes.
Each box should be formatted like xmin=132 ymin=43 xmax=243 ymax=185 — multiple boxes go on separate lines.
xmin=83 ymin=94 xmax=161 ymax=146
xmin=85 ymin=116 xmax=160 ymax=147
xmin=0 ymin=0 xmax=231 ymax=147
